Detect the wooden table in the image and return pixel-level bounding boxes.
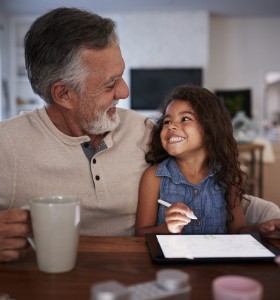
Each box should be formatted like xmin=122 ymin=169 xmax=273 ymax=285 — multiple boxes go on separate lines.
xmin=0 ymin=236 xmax=279 ymax=300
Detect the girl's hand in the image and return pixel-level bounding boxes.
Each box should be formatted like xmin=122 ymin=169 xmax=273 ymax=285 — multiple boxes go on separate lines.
xmin=165 ymin=202 xmax=193 ymax=233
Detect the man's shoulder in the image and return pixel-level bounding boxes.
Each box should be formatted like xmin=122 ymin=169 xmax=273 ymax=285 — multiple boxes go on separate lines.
xmin=0 ymin=109 xmax=41 ymax=131
xmin=0 ymin=115 xmax=20 ymax=128
xmin=0 ymin=114 xmax=26 ymax=135
xmin=0 ymin=109 xmax=46 ymax=141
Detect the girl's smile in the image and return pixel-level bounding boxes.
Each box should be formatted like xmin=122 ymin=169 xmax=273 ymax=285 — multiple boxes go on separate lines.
xmin=167 ymin=134 xmax=186 ymax=144
xmin=160 ymin=99 xmax=206 ymax=159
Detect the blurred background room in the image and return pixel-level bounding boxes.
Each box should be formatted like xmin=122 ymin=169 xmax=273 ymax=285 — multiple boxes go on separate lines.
xmin=0 ymin=0 xmax=280 ymax=206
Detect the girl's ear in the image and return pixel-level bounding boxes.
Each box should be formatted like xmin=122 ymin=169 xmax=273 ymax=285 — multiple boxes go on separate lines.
xmin=50 ymin=82 xmax=76 ymax=109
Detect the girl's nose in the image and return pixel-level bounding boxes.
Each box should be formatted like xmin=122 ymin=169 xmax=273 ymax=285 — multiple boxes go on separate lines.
xmin=168 ymin=123 xmax=178 ymax=130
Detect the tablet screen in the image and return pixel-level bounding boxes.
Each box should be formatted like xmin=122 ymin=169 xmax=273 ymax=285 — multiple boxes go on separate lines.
xmin=156 ymin=234 xmax=276 ymax=260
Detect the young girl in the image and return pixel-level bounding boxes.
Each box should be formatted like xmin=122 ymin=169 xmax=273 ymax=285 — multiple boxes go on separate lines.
xmin=136 ymin=84 xmax=249 ymax=236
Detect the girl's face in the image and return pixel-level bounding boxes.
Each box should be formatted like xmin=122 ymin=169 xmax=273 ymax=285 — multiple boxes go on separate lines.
xmin=160 ymin=99 xmax=206 ymax=159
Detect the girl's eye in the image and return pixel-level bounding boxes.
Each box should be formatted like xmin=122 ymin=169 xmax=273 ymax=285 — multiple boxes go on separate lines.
xmin=163 ymin=120 xmax=171 ymax=125
xmin=182 ymin=116 xmax=191 ymax=122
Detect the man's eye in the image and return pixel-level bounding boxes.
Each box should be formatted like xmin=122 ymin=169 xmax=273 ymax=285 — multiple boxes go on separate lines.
xmin=182 ymin=116 xmax=190 ymax=122
xmin=106 ymin=83 xmax=115 ymax=90
xmin=105 ymin=76 xmax=121 ymax=91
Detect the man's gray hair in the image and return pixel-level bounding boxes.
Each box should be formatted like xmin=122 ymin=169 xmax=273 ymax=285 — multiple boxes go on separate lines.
xmin=24 ymin=7 xmax=118 ymax=103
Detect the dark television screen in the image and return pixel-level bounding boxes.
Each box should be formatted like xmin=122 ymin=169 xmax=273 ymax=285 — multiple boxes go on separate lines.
xmin=215 ymin=89 xmax=251 ymax=118
xmin=130 ymin=68 xmax=203 ymax=110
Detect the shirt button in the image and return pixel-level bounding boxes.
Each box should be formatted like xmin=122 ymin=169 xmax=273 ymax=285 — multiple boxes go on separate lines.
xmin=92 ymin=159 xmax=96 ymax=164
xmin=84 ymin=142 xmax=90 ymax=148
xmin=95 ymin=175 xmax=100 ymax=181
xmin=194 ymin=189 xmax=200 ymax=195
xmin=195 ymin=220 xmax=201 ymax=226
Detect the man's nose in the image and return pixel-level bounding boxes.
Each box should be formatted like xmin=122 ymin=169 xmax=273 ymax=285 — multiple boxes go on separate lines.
xmin=114 ymin=78 xmax=129 ymax=100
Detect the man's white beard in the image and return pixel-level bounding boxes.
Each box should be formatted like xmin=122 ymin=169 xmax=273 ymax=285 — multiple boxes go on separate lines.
xmin=81 ymin=102 xmax=120 ymax=135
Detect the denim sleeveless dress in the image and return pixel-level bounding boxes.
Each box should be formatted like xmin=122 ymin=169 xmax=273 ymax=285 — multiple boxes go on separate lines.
xmin=156 ymin=157 xmax=227 ymax=234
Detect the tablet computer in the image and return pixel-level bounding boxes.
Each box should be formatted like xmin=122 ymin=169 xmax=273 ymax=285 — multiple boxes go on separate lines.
xmin=145 ymin=233 xmax=279 ymax=264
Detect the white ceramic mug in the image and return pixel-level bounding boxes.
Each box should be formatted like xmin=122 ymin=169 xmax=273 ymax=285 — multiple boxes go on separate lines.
xmin=212 ymin=275 xmax=263 ymax=300
xmin=22 ymin=195 xmax=80 ymax=273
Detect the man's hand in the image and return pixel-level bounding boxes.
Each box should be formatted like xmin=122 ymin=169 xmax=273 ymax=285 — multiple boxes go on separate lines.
xmin=258 ymin=219 xmax=280 ymax=239
xmin=0 ymin=208 xmax=32 ymax=262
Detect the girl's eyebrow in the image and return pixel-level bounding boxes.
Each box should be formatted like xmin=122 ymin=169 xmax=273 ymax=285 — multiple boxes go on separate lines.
xmin=179 ymin=110 xmax=194 ymax=115
xmin=164 ymin=111 xmax=194 ymax=118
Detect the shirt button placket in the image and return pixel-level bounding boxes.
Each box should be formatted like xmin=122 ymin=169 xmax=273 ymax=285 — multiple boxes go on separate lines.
xmin=193 ymin=188 xmax=201 ymax=232
xmin=92 ymin=158 xmax=100 ymax=181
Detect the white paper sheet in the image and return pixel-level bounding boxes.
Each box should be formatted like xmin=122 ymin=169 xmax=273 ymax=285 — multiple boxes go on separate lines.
xmin=156 ymin=234 xmax=275 ymax=259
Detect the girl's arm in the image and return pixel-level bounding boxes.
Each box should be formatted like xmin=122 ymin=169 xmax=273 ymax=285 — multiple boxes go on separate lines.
xmin=135 ymin=166 xmax=191 ymax=236
xmin=227 ymin=186 xmax=249 ymax=233
xmin=135 ymin=166 xmax=168 ymax=236
xmin=228 ymin=203 xmax=247 ymax=233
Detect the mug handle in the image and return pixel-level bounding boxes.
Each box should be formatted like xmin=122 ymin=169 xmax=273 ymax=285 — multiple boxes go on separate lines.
xmin=21 ymin=205 xmax=36 ymax=250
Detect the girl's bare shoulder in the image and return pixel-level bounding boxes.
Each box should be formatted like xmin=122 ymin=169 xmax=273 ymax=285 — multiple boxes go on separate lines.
xmin=143 ymin=165 xmax=158 ymax=177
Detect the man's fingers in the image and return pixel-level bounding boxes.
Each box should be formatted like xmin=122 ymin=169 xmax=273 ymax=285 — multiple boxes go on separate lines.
xmin=0 ymin=248 xmax=29 ymax=262
xmin=0 ymin=210 xmax=32 ymax=263
xmin=0 ymin=208 xmax=30 ymax=223
xmin=0 ymin=222 xmax=31 ymax=238
xmin=0 ymin=237 xmax=30 ymax=251
xmin=0 ymin=237 xmax=30 ymax=262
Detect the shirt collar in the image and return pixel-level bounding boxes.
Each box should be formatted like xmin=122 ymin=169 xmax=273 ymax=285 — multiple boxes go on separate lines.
xmin=156 ymin=157 xmax=216 ymax=186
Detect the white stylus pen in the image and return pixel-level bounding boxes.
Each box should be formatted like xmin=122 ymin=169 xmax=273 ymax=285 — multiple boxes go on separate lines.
xmin=158 ymin=199 xmax=198 ymax=220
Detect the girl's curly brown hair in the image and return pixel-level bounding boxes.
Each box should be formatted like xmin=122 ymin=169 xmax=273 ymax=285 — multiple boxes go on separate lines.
xmin=145 ymin=84 xmax=247 ymax=227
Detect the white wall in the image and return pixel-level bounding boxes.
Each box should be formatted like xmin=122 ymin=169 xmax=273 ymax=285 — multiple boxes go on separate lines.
xmin=0 ymin=10 xmax=209 ymax=118
xmin=115 ymin=11 xmax=209 ymax=111
xmin=204 ymin=16 xmax=280 ymax=127
xmin=2 ymin=11 xmax=280 ymax=125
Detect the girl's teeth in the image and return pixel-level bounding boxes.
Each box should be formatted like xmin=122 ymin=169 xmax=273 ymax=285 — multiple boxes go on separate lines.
xmin=169 ymin=136 xmax=184 ymax=142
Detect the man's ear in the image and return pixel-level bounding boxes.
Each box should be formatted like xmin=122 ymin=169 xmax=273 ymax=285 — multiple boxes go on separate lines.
xmin=51 ymin=82 xmax=76 ymax=109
